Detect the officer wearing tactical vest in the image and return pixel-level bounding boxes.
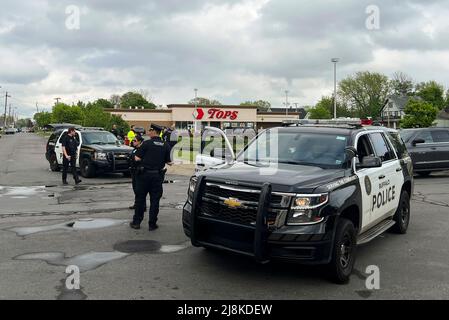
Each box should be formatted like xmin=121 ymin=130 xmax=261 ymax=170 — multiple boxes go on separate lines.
xmin=130 ymin=124 xmax=173 ymax=231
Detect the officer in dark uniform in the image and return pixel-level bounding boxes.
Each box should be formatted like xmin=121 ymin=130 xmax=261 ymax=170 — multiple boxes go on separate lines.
xmin=61 ymin=127 xmax=82 ymax=185
xmin=128 ymin=135 xmax=145 ymax=210
xmin=130 ymin=124 xmax=173 ymax=231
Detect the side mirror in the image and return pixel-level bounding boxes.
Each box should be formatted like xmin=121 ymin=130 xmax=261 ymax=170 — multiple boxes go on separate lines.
xmin=356 ymin=156 xmax=382 ymax=169
xmin=345 ymin=146 xmax=358 ymax=161
xmin=412 ymin=138 xmax=425 ymax=146
xmin=210 ymin=148 xmax=232 ymax=161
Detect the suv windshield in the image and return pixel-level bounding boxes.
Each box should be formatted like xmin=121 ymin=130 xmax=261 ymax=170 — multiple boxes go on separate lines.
xmin=238 ymin=130 xmax=349 ymax=169
xmin=83 ymin=132 xmax=119 ymax=145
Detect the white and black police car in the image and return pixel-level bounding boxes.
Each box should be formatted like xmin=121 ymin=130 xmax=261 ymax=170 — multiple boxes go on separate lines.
xmin=183 ymin=123 xmax=413 ymax=283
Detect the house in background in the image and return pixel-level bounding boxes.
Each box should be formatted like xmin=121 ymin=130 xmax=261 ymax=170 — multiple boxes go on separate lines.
xmin=435 ymin=107 xmax=449 ymax=127
xmin=380 ymin=94 xmax=422 ymax=128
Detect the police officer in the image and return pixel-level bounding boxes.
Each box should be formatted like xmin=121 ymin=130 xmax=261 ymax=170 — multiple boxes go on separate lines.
xmin=130 ymin=124 xmax=173 ymax=231
xmin=62 ymin=127 xmax=82 ymax=185
xmin=128 ymin=135 xmax=145 ymax=210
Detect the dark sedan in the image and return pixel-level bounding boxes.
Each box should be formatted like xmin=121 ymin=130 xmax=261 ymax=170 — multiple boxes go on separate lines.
xmin=401 ymin=127 xmax=449 ymax=176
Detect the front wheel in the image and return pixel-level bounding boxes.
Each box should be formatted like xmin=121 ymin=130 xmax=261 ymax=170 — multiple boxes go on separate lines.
xmin=326 ymin=218 xmax=356 ymax=284
xmin=390 ymin=190 xmax=410 ymax=234
xmin=49 ymin=154 xmax=60 ymax=172
xmin=80 ymin=158 xmax=96 ymax=178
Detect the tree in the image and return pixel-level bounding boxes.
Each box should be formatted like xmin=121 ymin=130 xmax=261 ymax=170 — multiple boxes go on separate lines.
xmin=33 ymin=112 xmax=53 ymax=128
xmin=81 ymin=103 xmax=111 ymax=128
xmin=416 ymin=81 xmax=446 ymax=110
xmin=400 ymin=99 xmax=438 ymax=128
xmin=188 ymin=97 xmax=222 ymax=106
xmin=120 ymin=91 xmax=156 ymax=109
xmin=52 ymin=103 xmax=84 ymax=124
xmin=339 ymin=71 xmax=392 ymax=118
xmin=16 ymin=118 xmax=33 ymax=128
xmin=308 ymin=105 xmax=332 ymax=119
xmin=110 ymin=94 xmax=121 ymax=107
xmin=240 ymin=100 xmax=271 ymax=111
xmin=93 ymin=98 xmax=114 ymax=109
xmin=391 ymin=71 xmax=414 ymax=95
xmin=315 ymin=96 xmax=353 ymax=118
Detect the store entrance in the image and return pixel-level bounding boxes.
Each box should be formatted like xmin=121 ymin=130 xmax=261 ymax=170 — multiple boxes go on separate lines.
xmin=209 ymin=122 xmax=221 ymax=129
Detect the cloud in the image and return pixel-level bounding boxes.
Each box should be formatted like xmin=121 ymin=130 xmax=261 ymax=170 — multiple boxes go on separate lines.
xmin=1 ymin=0 xmax=449 ymax=118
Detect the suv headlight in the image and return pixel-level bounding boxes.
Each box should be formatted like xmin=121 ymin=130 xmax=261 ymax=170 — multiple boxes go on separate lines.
xmin=287 ymin=193 xmax=329 ymax=225
xmin=187 ymin=176 xmax=198 ymax=203
xmin=95 ymin=152 xmax=107 ymax=160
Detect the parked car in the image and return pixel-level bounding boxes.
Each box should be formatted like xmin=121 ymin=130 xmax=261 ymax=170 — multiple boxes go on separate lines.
xmin=5 ymin=128 xmax=16 ymax=135
xmin=400 ymin=127 xmax=449 ymax=176
xmin=45 ymin=128 xmax=134 ymax=178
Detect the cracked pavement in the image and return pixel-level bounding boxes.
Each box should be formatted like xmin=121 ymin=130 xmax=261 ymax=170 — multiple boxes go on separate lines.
xmin=1 ymin=133 xmax=449 ymax=299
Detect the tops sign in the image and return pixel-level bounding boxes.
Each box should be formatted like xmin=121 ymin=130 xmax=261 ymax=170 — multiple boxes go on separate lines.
xmin=193 ymin=108 xmax=239 ymax=121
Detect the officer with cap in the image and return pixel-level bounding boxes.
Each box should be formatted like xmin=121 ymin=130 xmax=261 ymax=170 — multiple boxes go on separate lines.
xmin=130 ymin=123 xmax=173 ymax=231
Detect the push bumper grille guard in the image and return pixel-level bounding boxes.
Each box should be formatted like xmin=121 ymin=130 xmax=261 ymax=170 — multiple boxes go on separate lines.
xmin=190 ymin=176 xmax=272 ymax=264
xmin=106 ymin=152 xmax=116 ymax=171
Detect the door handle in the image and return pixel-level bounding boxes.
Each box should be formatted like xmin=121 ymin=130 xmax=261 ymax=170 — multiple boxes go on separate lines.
xmin=396 ymin=167 xmax=402 ymax=172
xmin=378 ymin=175 xmax=386 ymax=179
xmin=431 ymin=147 xmax=437 ymax=150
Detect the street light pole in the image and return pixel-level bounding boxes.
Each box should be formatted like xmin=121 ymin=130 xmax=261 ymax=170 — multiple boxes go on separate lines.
xmin=3 ymin=91 xmax=10 ymax=128
xmin=331 ymin=58 xmax=339 ymax=119
xmin=194 ymin=88 xmax=198 ymax=133
xmin=285 ymin=90 xmax=289 ymax=116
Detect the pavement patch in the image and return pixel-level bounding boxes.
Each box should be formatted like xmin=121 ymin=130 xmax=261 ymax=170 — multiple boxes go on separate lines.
xmin=7 ymin=218 xmax=128 ymax=236
xmin=14 ymin=251 xmax=130 ymax=272
xmin=0 ymin=186 xmax=46 ymax=198
xmin=114 ymin=240 xmax=190 ymax=254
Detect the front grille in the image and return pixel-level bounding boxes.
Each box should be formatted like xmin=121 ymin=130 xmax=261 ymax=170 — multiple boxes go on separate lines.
xmin=199 ymin=182 xmax=291 ymax=226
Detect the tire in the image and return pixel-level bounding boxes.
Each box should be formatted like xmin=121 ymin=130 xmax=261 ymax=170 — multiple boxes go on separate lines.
xmin=390 ymin=190 xmax=410 ymax=234
xmin=327 ymin=218 xmax=357 ymax=284
xmin=80 ymin=158 xmax=96 ymax=178
xmin=49 ymin=154 xmax=60 ymax=172
xmin=417 ymin=171 xmax=431 ymax=177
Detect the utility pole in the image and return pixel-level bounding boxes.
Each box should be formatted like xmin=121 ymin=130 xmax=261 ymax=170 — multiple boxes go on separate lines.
xmin=8 ymin=104 xmax=12 ymax=126
xmin=54 ymin=97 xmax=61 ymax=105
xmin=285 ymin=90 xmax=289 ymax=116
xmin=3 ymin=92 xmax=10 ymax=128
xmin=331 ymin=58 xmax=339 ymax=119
xmin=36 ymin=102 xmax=39 ymax=113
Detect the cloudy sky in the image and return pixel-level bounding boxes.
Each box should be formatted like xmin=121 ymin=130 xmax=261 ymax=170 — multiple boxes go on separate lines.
xmin=1 ymin=0 xmax=449 ymax=118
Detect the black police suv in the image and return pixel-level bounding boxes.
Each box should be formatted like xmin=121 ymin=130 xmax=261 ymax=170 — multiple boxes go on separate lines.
xmin=46 ymin=128 xmax=134 ymax=178
xmin=400 ymin=127 xmax=449 ymax=176
xmin=183 ymin=125 xmax=414 ymax=283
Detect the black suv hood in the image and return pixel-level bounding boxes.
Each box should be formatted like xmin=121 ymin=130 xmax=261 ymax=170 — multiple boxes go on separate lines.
xmin=84 ymin=144 xmax=133 ymax=153
xmin=200 ymin=162 xmax=347 ymax=193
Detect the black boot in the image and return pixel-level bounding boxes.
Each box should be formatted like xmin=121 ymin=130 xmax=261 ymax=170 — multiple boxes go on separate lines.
xmin=75 ymin=178 xmax=82 ymax=185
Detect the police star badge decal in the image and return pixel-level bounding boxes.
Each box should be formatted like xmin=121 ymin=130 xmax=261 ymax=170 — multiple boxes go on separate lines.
xmin=365 ymin=176 xmax=372 ymax=195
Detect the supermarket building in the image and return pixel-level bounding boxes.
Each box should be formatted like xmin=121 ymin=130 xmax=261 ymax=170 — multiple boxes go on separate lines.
xmin=105 ymin=104 xmax=306 ymax=130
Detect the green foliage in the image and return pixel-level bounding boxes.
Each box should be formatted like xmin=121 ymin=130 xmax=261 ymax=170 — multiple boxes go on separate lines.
xmin=240 ymin=100 xmax=271 ymax=111
xmin=16 ymin=118 xmax=33 ymax=128
xmin=315 ymin=96 xmax=353 ymax=118
xmin=120 ymin=91 xmax=156 ymax=109
xmin=52 ymin=103 xmax=84 ymax=124
xmin=33 ymin=112 xmax=53 ymax=128
xmin=95 ymin=98 xmax=114 ymax=109
xmin=400 ymin=99 xmax=438 ymax=128
xmin=188 ymin=97 xmax=222 ymax=106
xmin=339 ymin=71 xmax=392 ymax=118
xmin=308 ymin=105 xmax=332 ymax=119
xmin=82 ymin=103 xmax=111 ymax=128
xmin=415 ymin=81 xmax=446 ymax=110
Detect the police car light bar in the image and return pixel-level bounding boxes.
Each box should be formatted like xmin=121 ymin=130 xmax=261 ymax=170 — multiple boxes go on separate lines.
xmin=282 ymin=118 xmax=373 ymax=126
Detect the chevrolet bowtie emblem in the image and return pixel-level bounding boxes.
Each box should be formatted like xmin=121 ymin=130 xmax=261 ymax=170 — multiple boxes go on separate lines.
xmin=223 ymin=197 xmax=242 ymax=208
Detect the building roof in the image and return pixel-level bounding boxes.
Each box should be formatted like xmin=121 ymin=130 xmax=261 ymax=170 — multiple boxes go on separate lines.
xmin=381 ymin=94 xmax=422 ymax=112
xmin=437 ymin=107 xmax=449 ymax=120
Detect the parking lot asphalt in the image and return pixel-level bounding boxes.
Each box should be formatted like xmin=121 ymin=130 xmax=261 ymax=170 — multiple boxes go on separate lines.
xmin=1 ymin=133 xmax=449 ymax=299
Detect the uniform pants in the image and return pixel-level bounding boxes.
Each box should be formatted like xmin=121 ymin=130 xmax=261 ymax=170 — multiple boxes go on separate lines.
xmin=133 ymin=171 xmax=164 ymax=226
xmin=62 ymin=156 xmax=79 ymax=182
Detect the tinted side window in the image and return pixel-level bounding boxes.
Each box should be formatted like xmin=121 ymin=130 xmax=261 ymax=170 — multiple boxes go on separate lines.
xmin=370 ymin=132 xmax=396 ymax=162
xmin=48 ymin=133 xmax=57 ymax=143
xmin=416 ymin=130 xmax=433 ymax=143
xmin=387 ymin=132 xmax=408 ymax=159
xmin=431 ymin=130 xmax=449 ymax=143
